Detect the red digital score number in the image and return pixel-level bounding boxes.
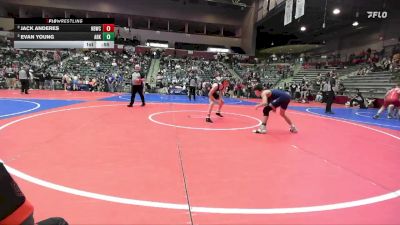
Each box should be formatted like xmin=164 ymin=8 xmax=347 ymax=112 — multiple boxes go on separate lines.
xmin=102 ymin=24 xmax=114 ymax=32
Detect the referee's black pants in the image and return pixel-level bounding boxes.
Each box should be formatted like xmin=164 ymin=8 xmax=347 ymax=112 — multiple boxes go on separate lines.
xmin=129 ymin=85 xmax=145 ymax=105
xmin=188 ymin=86 xmax=196 ymax=100
xmin=325 ymin=91 xmax=335 ymax=113
xmin=20 ymin=79 xmax=29 ymax=94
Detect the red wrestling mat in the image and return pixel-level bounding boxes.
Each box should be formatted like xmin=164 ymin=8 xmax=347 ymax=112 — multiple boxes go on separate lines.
xmin=1 ymin=101 xmax=399 ymax=224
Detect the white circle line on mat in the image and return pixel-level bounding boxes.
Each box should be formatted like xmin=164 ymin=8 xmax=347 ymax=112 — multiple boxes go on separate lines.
xmin=0 ymin=104 xmax=400 ymax=214
xmin=354 ymin=111 xmax=399 ymax=123
xmin=306 ymin=108 xmax=400 ymax=129
xmin=148 ymin=110 xmax=261 ymax=130
xmin=0 ymin=99 xmax=41 ymax=118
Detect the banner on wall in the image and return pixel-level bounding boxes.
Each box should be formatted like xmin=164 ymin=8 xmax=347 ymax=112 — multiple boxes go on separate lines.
xmin=284 ymin=0 xmax=293 ymax=26
xmin=295 ymin=0 xmax=305 ymax=19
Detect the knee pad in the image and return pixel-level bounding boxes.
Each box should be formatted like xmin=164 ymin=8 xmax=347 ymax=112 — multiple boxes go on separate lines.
xmin=263 ymin=105 xmax=272 ymax=116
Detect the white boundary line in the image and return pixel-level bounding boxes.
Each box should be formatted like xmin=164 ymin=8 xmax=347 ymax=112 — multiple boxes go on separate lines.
xmin=355 ymin=111 xmax=375 ymax=118
xmin=0 ymin=103 xmax=399 ymax=214
xmin=3 ymin=164 xmax=189 ymax=210
xmin=355 ymin=111 xmax=400 ymax=123
xmin=148 ymin=110 xmax=261 ymax=131
xmin=0 ymin=99 xmax=41 ymax=118
xmin=306 ymin=108 xmax=400 ymax=129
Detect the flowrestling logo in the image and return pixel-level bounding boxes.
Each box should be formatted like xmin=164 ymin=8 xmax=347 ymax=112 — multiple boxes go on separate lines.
xmin=367 ymin=11 xmax=388 ymax=19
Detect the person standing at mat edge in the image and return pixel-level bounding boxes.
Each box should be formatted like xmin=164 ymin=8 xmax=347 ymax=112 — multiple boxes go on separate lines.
xmin=206 ymin=79 xmax=230 ymax=123
xmin=188 ymin=73 xmax=197 ymax=101
xmin=127 ymin=64 xmax=145 ymax=107
xmin=253 ymin=84 xmax=297 ymax=134
xmin=325 ymin=73 xmax=336 ymax=114
xmin=18 ymin=66 xmax=30 ymax=94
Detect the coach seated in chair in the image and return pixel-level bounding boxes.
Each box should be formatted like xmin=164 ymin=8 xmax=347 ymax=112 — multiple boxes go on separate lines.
xmin=348 ymin=89 xmax=367 ymax=109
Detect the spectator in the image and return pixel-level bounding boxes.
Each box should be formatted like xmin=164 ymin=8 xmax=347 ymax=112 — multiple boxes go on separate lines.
xmin=315 ymin=91 xmax=323 ymax=102
xmin=295 ymin=84 xmax=301 ymax=101
xmin=5 ymin=65 xmax=16 ymax=90
xmin=290 ymin=83 xmax=297 ymax=99
xmin=116 ymin=74 xmax=124 ymax=92
xmin=62 ymin=74 xmax=70 ymax=91
xmin=349 ymin=88 xmax=367 ymax=109
xmin=301 ymin=75 xmax=306 ymax=85
xmin=28 ymin=69 xmax=34 ymax=89
xmin=72 ymin=74 xmax=79 ymax=91
xmin=338 ymin=82 xmax=346 ymax=95
xmin=44 ymin=72 xmax=53 ymax=90
xmin=37 ymin=72 xmax=45 ymax=90
xmin=300 ymin=83 xmax=309 ymax=103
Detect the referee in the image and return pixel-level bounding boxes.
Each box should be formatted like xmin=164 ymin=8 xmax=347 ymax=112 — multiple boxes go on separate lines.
xmin=188 ymin=74 xmax=197 ymax=101
xmin=325 ymin=73 xmax=336 ymax=114
xmin=127 ymin=65 xmax=145 ymax=107
xmin=18 ymin=67 xmax=29 ymax=94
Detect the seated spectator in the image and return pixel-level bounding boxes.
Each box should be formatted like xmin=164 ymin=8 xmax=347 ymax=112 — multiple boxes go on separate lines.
xmin=300 ymin=83 xmax=309 ymax=103
xmin=315 ymin=91 xmax=323 ymax=102
xmin=295 ymin=84 xmax=301 ymax=102
xmin=88 ymin=78 xmax=97 ymax=92
xmin=62 ymin=74 xmax=70 ymax=91
xmin=348 ymin=89 xmax=367 ymax=109
xmin=338 ymin=82 xmax=346 ymax=95
xmin=366 ymin=98 xmax=376 ymax=108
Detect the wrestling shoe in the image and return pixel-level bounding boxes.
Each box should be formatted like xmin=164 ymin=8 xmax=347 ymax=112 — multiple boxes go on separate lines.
xmin=290 ymin=125 xmax=298 ymax=133
xmin=253 ymin=125 xmax=266 ymax=134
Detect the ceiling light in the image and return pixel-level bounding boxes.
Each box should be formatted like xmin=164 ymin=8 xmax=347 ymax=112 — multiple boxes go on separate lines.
xmin=352 ymin=21 xmax=359 ymax=26
xmin=333 ymin=8 xmax=341 ymax=15
xmin=300 ymin=26 xmax=306 ymax=31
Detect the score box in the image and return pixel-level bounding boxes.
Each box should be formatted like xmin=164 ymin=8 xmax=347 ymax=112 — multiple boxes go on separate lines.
xmin=102 ymin=32 xmax=115 ymax=41
xmin=102 ymin=24 xmax=114 ymax=32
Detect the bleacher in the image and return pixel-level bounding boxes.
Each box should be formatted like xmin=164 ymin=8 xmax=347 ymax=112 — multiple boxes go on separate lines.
xmin=157 ymin=58 xmax=231 ymax=88
xmin=336 ymin=65 xmax=364 ymax=78
xmin=341 ymin=71 xmax=396 ymax=98
xmin=292 ymin=68 xmax=332 ymax=84
xmin=234 ymin=64 xmax=285 ymax=86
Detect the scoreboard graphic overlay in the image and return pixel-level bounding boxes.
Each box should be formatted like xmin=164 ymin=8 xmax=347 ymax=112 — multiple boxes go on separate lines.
xmin=14 ymin=18 xmax=115 ymax=49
